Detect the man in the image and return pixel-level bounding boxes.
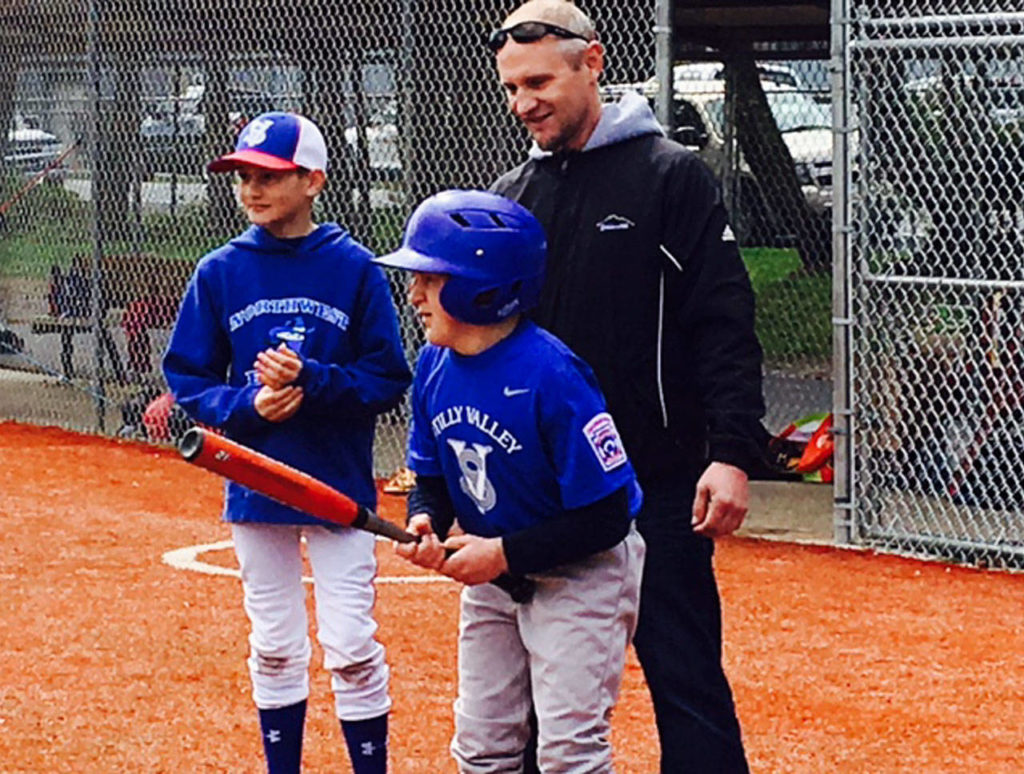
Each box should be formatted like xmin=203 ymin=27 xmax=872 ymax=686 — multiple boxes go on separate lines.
xmin=489 ymin=2 xmax=765 ymax=771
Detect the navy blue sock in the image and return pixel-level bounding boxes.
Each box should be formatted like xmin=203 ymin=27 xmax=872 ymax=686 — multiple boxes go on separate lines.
xmin=258 ymin=700 xmax=306 ymax=774
xmin=340 ymin=713 xmax=388 ymax=774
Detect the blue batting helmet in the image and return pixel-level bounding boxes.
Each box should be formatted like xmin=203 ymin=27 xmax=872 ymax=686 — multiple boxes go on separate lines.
xmin=374 ymin=189 xmax=546 ymax=325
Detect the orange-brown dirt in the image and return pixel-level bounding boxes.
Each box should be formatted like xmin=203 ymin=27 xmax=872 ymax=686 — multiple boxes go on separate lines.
xmin=1 ymin=421 xmax=1023 ymax=773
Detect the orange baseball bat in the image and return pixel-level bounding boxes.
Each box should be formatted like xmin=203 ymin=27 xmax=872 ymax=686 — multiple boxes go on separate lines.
xmin=178 ymin=427 xmax=416 ymax=544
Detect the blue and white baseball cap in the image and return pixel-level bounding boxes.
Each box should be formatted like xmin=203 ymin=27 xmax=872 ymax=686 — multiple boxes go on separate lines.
xmin=208 ymin=111 xmax=328 ymax=173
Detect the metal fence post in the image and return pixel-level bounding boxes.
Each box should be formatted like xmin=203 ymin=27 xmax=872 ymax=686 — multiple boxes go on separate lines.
xmin=87 ymin=0 xmax=107 ymax=432
xmin=653 ymin=0 xmax=673 ymax=132
xmin=831 ymin=0 xmax=853 ymax=545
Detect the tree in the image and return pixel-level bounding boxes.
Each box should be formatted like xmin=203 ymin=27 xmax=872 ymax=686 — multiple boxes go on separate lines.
xmin=728 ymin=50 xmax=831 ymax=272
xmin=0 ymin=0 xmax=30 ymax=170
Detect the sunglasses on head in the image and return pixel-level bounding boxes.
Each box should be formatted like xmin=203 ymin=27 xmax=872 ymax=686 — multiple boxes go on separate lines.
xmin=487 ymin=21 xmax=591 ymax=52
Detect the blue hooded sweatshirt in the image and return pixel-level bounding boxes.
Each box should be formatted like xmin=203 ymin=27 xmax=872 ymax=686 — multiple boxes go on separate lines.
xmin=163 ymin=223 xmax=412 ymax=524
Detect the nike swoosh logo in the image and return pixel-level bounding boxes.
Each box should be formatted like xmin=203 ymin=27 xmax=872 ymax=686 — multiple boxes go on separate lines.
xmin=503 ymin=386 xmax=530 ymax=397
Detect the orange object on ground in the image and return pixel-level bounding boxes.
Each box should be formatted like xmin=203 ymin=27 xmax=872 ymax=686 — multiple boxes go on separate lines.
xmin=795 ymin=412 xmax=834 ymax=474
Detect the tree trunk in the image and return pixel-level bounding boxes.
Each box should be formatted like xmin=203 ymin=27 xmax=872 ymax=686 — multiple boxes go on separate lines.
xmin=728 ymin=51 xmax=830 ymax=272
xmin=0 ymin=0 xmax=27 ymax=169
xmin=400 ymin=0 xmax=522 ymax=207
xmin=202 ymin=47 xmax=239 ymax=240
xmin=94 ymin=2 xmax=142 ymax=249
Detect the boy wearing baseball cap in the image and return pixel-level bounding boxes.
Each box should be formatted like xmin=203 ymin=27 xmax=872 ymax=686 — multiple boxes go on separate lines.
xmin=163 ymin=112 xmax=411 ymax=773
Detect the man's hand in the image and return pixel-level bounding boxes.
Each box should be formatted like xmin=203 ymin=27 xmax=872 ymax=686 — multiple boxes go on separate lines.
xmin=692 ymin=462 xmax=749 ymax=538
xmin=254 ymin=384 xmax=303 ymax=422
xmin=441 ymin=534 xmax=509 ymax=585
xmin=396 ymin=514 xmax=446 ymax=570
xmin=255 ymin=344 xmax=303 ymax=390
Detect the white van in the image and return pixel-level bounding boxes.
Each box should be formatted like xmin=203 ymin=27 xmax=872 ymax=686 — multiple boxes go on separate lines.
xmin=605 ymin=71 xmax=834 ymax=243
xmin=664 ymin=80 xmax=833 ymax=216
xmin=639 ymin=76 xmax=834 ymax=216
xmin=5 ymin=115 xmax=67 ymax=181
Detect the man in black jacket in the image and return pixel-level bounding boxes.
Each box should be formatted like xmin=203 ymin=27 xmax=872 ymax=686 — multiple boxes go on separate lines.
xmin=490 ymin=1 xmax=765 ymax=770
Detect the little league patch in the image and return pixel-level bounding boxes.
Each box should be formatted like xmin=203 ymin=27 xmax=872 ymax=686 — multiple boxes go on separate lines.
xmin=583 ymin=412 xmax=627 ymax=471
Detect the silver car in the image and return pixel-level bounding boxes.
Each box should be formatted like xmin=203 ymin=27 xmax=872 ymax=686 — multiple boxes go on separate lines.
xmin=5 ymin=115 xmax=67 ymax=181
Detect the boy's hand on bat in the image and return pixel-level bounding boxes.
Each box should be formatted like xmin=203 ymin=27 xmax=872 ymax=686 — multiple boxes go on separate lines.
xmin=396 ymin=514 xmax=446 ymax=571
xmin=441 ymin=534 xmax=508 ymax=585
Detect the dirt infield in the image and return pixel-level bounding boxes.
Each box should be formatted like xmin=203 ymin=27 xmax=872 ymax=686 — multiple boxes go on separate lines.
xmin=2 ymin=422 xmax=1023 ymax=773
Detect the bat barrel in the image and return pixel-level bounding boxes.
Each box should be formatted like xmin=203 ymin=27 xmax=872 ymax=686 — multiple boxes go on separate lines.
xmin=179 ymin=427 xmax=204 ymax=462
xmin=178 ymin=426 xmax=419 ymax=544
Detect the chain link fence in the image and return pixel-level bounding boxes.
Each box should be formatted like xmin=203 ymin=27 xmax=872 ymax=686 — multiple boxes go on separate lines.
xmin=1 ymin=0 xmax=831 ymax=477
xmin=604 ymin=53 xmax=834 ymax=435
xmin=839 ymin=2 xmax=1024 ymax=564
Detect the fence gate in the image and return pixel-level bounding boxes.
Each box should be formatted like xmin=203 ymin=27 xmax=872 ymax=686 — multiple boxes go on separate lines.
xmin=837 ymin=0 xmax=1024 ymax=565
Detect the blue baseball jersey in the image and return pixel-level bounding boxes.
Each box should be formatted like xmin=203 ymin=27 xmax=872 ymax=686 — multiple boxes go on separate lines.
xmin=408 ymin=320 xmax=642 ymax=537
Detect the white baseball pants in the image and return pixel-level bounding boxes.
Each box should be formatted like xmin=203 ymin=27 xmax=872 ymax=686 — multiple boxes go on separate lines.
xmin=231 ymin=522 xmax=391 ymax=721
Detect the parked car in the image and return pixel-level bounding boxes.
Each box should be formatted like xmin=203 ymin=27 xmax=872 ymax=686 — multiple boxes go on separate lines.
xmin=605 ymin=74 xmax=834 ymax=243
xmin=343 ymin=100 xmax=401 ymax=181
xmin=693 ymin=84 xmax=832 ymax=213
xmin=670 ymin=61 xmax=810 ymax=91
xmin=5 ymin=114 xmax=68 ymax=182
xmin=139 ymin=84 xmax=276 ymax=178
xmin=905 ymin=69 xmax=1024 ymax=128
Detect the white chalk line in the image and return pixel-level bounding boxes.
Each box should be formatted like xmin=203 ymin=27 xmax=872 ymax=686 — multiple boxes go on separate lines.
xmin=162 ymin=538 xmax=453 ymax=586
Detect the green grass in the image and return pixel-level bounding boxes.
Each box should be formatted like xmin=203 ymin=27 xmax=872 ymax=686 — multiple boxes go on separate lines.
xmin=0 ymin=192 xmax=403 ymax=279
xmin=741 ymin=247 xmax=832 ymax=362
xmin=0 ymin=231 xmax=82 ymax=278
xmin=0 ymin=226 xmax=212 ymax=278
xmin=0 ymin=190 xmax=230 ymax=279
xmin=0 ymin=205 xmax=832 ymax=363
xmin=742 ymin=247 xmax=803 ymax=292
xmin=367 ymin=206 xmax=406 ymax=255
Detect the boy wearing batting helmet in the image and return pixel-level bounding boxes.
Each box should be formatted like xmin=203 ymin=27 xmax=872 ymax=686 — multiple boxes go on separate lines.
xmin=377 ymin=189 xmax=645 ymax=772
xmin=163 ymin=112 xmax=411 ymax=773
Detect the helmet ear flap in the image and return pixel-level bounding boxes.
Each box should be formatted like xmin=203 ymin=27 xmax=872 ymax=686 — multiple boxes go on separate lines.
xmin=439 ymin=275 xmax=488 ymax=324
xmin=440 ymin=276 xmax=516 ymax=325
xmin=439 ymin=273 xmax=544 ymax=325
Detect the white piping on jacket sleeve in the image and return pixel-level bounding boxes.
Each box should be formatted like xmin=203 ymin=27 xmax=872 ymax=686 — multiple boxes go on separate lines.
xmin=659 ymin=243 xmax=683 ymax=272
xmin=656 ymin=269 xmax=669 ymax=428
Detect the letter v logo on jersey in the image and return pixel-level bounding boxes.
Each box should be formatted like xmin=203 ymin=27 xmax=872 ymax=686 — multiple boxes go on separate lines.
xmin=447 ymin=438 xmax=497 ymax=514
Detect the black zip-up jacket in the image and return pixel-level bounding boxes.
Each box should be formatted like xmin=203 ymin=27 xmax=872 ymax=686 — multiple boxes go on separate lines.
xmin=493 ymin=95 xmax=765 ymax=490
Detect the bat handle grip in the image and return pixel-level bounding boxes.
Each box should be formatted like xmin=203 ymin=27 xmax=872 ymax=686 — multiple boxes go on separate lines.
xmin=438 ymin=546 xmax=535 ymax=604
xmin=353 ymin=506 xmax=419 ymax=544
xmin=399 ymin=516 xmax=536 ymax=603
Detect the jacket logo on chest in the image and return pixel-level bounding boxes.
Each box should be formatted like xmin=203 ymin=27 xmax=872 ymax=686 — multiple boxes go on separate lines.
xmin=595 ymin=214 xmax=635 ymax=232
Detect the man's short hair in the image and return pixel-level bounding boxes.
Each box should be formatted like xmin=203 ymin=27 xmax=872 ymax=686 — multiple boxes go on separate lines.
xmin=504 ymin=0 xmax=597 ymax=42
